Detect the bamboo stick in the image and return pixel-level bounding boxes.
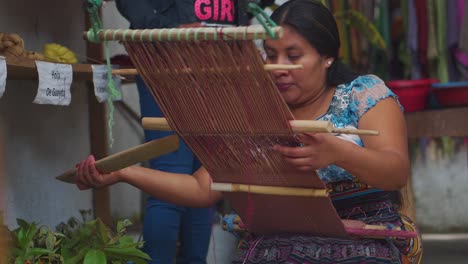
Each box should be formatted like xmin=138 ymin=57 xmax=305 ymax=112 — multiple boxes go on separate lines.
xmin=141 ymin=117 xmax=379 ymax=136
xmin=111 ymin=64 xmax=303 ymax=76
xmin=342 ymin=219 xmax=417 ymax=239
xmin=56 ymin=135 xmax=179 ymax=184
xmin=142 ymin=117 xmax=171 ymax=131
xmin=211 ymin=182 xmax=328 ymax=197
xmin=331 ymin=127 xmax=379 ymax=136
xmin=263 ymin=64 xmax=303 ymax=71
xmin=289 ymin=120 xmax=333 ymax=133
xmin=83 ymin=26 xmax=283 ymax=42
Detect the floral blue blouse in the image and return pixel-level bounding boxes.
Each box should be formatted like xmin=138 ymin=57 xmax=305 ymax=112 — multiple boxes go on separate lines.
xmin=315 ymin=74 xmax=401 ymax=183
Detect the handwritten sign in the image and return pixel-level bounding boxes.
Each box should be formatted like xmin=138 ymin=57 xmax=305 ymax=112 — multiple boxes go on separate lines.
xmin=33 ymin=61 xmax=73 ymax=105
xmin=0 ymin=56 xmax=6 ymax=98
xmin=92 ymin=65 xmax=122 ymax=103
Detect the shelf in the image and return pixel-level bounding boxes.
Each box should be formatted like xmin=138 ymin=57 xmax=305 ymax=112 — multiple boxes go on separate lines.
xmin=5 ymin=56 xmax=94 ymax=81
xmin=405 ymin=107 xmax=468 ymax=138
xmin=5 ymin=56 xmax=136 ymax=83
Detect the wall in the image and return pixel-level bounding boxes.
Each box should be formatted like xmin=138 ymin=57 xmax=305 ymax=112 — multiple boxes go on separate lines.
xmin=411 ymin=139 xmax=468 ymax=232
xmin=0 ymin=0 xmax=143 ymax=229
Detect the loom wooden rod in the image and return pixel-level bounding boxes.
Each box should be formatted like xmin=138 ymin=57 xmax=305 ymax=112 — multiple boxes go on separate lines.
xmin=211 ymin=182 xmax=328 ymax=197
xmin=111 ymin=64 xmax=303 ymax=76
xmin=83 ymin=26 xmax=283 ymax=42
xmin=331 ymin=127 xmax=379 ymax=136
xmin=341 ymin=219 xmax=417 ymax=238
xmin=263 ymin=64 xmax=303 ymax=71
xmin=141 ymin=117 xmax=379 ymax=136
xmin=56 ymin=135 xmax=179 ymax=184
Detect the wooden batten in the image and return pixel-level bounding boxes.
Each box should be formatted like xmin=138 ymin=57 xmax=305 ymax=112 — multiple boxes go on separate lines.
xmin=83 ymin=26 xmax=283 ymax=42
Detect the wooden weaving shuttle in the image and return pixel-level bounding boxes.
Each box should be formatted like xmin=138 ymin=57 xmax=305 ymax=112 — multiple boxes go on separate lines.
xmin=56 ymin=135 xmax=179 ymax=184
xmin=142 ymin=117 xmax=379 ymax=136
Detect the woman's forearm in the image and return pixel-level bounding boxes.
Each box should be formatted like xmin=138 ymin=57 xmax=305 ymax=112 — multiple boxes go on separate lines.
xmin=335 ymin=142 xmax=409 ymax=190
xmin=116 ymin=166 xmax=222 ymax=207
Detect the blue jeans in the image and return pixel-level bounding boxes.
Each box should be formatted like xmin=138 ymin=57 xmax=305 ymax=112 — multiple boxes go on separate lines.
xmin=137 ymin=76 xmax=212 ymax=264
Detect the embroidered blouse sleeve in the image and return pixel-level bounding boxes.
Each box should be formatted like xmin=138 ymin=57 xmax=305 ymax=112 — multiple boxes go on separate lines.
xmin=352 ymin=75 xmax=401 ymax=119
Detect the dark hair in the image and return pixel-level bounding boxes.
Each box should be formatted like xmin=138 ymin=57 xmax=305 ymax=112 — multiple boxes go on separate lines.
xmin=270 ymin=0 xmax=359 ymax=87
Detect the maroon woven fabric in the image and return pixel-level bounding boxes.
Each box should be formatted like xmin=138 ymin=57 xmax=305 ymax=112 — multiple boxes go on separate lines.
xmin=124 ymin=39 xmax=348 ymax=236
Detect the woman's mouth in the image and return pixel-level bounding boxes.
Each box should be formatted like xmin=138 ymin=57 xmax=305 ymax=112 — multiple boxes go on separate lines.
xmin=276 ymin=83 xmax=292 ymax=92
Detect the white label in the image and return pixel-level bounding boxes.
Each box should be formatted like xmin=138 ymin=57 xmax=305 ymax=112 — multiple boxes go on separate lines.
xmin=0 ymin=56 xmax=6 ymax=98
xmin=92 ymin=65 xmax=122 ymax=103
xmin=33 ymin=61 xmax=73 ymax=105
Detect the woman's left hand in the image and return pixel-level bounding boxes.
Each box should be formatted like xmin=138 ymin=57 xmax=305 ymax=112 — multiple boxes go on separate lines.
xmin=273 ymin=133 xmax=343 ymax=171
xmin=75 ymin=155 xmax=121 ymax=190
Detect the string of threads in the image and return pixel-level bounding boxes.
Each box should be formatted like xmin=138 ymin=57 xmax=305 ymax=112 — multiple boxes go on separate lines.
xmin=86 ymin=0 xmax=121 ymax=146
xmin=123 ymin=39 xmax=339 ymax=235
xmin=246 ymin=2 xmax=278 ymax=39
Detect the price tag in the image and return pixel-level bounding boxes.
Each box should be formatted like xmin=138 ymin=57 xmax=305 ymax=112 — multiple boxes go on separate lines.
xmin=92 ymin=65 xmax=122 ymax=103
xmin=33 ymin=61 xmax=73 ymax=105
xmin=0 ymin=56 xmax=6 ymax=98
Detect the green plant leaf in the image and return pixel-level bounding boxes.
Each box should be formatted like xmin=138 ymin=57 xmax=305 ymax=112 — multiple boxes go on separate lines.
xmin=14 ymin=257 xmax=24 ymax=264
xmin=84 ymin=249 xmax=107 ymax=264
xmin=117 ymin=235 xmax=136 ymax=246
xmin=96 ymin=218 xmax=110 ymax=244
xmin=116 ymin=219 xmax=132 ymax=234
xmin=127 ymin=257 xmax=150 ymax=264
xmin=108 ymin=242 xmax=142 ymax=250
xmin=16 ymin=218 xmax=30 ymax=230
xmin=15 ymin=221 xmax=38 ymax=250
xmin=64 ymin=248 xmax=88 ymax=264
xmin=104 ymin=247 xmax=150 ymax=260
xmin=46 ymin=232 xmax=57 ymax=250
xmin=335 ymin=10 xmax=386 ymax=50
xmin=15 ymin=228 xmax=25 ymax=246
xmin=25 ymin=247 xmax=55 ymax=257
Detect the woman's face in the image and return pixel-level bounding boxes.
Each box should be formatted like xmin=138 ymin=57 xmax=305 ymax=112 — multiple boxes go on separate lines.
xmin=264 ymin=25 xmax=332 ymax=107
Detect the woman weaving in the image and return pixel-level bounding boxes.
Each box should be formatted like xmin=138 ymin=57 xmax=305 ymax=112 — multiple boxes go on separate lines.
xmin=76 ymin=0 xmax=420 ymax=263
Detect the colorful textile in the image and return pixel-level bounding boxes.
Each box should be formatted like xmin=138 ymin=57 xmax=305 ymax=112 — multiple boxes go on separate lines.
xmin=232 ymin=192 xmax=406 ymax=264
xmin=434 ymin=0 xmax=449 ymax=83
xmin=414 ymin=0 xmax=428 ymax=77
xmin=458 ymin=0 xmax=468 ymax=53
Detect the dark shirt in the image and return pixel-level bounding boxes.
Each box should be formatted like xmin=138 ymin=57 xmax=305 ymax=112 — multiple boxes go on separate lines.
xmin=115 ymin=0 xmax=251 ymax=29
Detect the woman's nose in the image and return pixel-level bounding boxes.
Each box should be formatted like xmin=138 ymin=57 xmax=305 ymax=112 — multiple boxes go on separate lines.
xmin=275 ymin=56 xmax=292 ymax=71
xmin=268 ymin=56 xmax=290 ymax=77
xmin=271 ymin=67 xmax=289 ymax=78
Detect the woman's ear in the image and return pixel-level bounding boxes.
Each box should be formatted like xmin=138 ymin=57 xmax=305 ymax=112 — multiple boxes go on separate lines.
xmin=325 ymin=57 xmax=334 ymax=68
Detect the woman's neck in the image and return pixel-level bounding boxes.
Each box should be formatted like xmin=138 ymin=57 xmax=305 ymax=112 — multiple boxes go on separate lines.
xmin=290 ymin=86 xmax=336 ymax=120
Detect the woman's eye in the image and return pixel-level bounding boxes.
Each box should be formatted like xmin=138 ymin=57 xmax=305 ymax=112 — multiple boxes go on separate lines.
xmin=288 ymin=55 xmax=301 ymax=61
xmin=266 ymin=54 xmax=277 ymax=61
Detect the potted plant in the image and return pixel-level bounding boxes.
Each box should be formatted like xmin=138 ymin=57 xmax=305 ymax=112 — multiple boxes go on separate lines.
xmin=5 ymin=210 xmax=150 ymax=264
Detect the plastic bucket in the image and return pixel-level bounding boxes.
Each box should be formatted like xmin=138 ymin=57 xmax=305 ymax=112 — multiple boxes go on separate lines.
xmin=431 ymin=81 xmax=468 ymax=107
xmin=387 ymin=79 xmax=439 ymax=112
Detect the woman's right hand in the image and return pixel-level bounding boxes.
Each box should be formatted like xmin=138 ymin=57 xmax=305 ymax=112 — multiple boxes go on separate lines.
xmin=75 ymin=155 xmax=121 ymax=190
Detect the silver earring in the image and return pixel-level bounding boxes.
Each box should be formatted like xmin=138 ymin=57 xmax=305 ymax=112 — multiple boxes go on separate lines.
xmin=327 ymin=60 xmax=333 ymax=65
